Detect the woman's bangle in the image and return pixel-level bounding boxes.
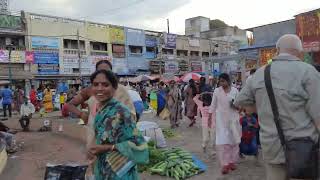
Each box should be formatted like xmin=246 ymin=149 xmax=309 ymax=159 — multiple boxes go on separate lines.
xmin=111 ymin=145 xmax=115 ymax=151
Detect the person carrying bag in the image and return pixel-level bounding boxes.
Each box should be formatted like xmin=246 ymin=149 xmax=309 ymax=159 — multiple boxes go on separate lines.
xmin=264 ymin=64 xmax=319 ymax=180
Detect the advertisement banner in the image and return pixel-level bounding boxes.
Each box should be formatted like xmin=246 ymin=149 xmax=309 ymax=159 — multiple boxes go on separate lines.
xmin=191 ymin=61 xmax=202 ymax=72
xmin=296 ymin=10 xmax=320 ymax=52
xmin=0 ymin=50 xmax=9 ymax=63
xmin=165 ymin=61 xmax=178 ymax=74
xmin=31 ymin=37 xmax=60 ymax=49
xmin=113 ymin=59 xmax=129 ymax=75
xmin=0 ymin=14 xmax=21 ymax=29
xmin=145 ymin=36 xmax=157 ymax=47
xmin=34 ymin=52 xmax=59 ymax=64
xmin=0 ymin=50 xmax=25 ymax=63
xmin=109 ymin=27 xmax=125 ymax=44
xmin=259 ymin=48 xmax=277 ymax=66
xmin=165 ymin=33 xmax=177 ymax=48
xmin=25 ymin=51 xmax=34 ymax=64
xmin=188 ymin=39 xmax=200 ymax=47
xmin=89 ymin=55 xmax=112 ymax=72
xmin=10 ymin=51 xmax=25 ymax=63
xmin=61 ymin=55 xmax=92 ymax=75
xmin=38 ymin=64 xmax=59 ymax=75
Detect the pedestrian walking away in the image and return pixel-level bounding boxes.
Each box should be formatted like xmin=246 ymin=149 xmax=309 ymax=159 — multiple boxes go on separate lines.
xmin=1 ymin=85 xmax=13 ymax=118
xmin=235 ymin=34 xmax=320 ymax=180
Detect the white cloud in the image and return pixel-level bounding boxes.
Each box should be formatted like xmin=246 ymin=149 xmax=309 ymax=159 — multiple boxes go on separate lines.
xmin=9 ymin=0 xmax=320 ymax=34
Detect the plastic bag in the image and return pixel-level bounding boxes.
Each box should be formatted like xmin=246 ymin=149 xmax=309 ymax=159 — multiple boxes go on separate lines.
xmin=144 ymin=128 xmax=167 ymax=148
xmin=44 ymin=163 xmax=88 ymax=180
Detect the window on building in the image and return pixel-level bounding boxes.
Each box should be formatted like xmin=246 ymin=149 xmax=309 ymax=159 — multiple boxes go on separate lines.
xmin=90 ymin=42 xmax=107 ymax=51
xmin=112 ymin=44 xmax=125 ymax=58
xmin=177 ymin=50 xmax=188 ymax=57
xmin=202 ymin=52 xmax=209 ymax=57
xmin=129 ymin=46 xmax=143 ymax=54
xmin=0 ymin=37 xmax=5 ymax=47
xmin=63 ymin=39 xmax=85 ymax=50
xmin=212 ymin=51 xmax=218 ymax=56
xmin=146 ymin=46 xmax=155 ymax=53
xmin=162 ymin=48 xmax=174 ymax=55
xmin=72 ymin=68 xmax=80 ymax=73
xmin=190 ymin=51 xmax=199 ymax=56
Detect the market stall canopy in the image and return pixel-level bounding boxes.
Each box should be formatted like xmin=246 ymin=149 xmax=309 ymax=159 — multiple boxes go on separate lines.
xmin=0 ymin=80 xmax=9 ymax=85
xmin=160 ymin=74 xmax=181 ymax=83
xmin=130 ymin=75 xmax=157 ymax=83
xmin=180 ymin=72 xmax=201 ymax=82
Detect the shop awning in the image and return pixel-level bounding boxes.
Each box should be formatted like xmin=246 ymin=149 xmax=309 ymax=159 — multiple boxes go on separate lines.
xmin=0 ymin=71 xmax=33 ymax=80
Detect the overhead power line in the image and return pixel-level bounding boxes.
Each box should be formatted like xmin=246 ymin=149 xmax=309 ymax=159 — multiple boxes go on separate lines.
xmin=79 ymin=0 xmax=145 ymax=20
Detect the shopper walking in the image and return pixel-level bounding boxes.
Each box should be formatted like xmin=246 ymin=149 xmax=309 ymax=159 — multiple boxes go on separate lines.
xmin=235 ymin=34 xmax=320 ymax=180
xmin=1 ymin=85 xmax=13 ymax=118
xmin=208 ymin=73 xmax=241 ymax=175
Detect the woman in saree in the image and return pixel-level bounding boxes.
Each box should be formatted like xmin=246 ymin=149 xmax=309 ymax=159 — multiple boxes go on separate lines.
xmin=87 ymin=70 xmax=149 ymax=180
xmin=184 ymin=79 xmax=198 ymax=127
xmin=43 ymin=87 xmax=53 ymax=113
xmin=167 ymin=80 xmax=182 ymax=129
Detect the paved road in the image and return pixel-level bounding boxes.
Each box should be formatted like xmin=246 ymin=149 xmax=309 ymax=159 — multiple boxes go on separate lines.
xmin=0 ymin=111 xmax=266 ymax=180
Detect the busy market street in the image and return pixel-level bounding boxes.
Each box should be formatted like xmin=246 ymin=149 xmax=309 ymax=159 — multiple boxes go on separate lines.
xmin=0 ymin=0 xmax=320 ymax=180
xmin=0 ymin=111 xmax=265 ymax=180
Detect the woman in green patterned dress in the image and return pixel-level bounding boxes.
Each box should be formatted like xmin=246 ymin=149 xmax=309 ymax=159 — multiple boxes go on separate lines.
xmin=87 ymin=70 xmax=149 ymax=180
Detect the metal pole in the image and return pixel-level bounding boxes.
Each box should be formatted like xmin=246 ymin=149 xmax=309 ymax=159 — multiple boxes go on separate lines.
xmin=8 ymin=48 xmax=12 ymax=86
xmin=167 ymin=19 xmax=170 ymax=34
xmin=77 ymin=29 xmax=82 ymax=82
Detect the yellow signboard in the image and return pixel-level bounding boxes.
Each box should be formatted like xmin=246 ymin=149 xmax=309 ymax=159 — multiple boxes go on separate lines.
xmin=109 ymin=27 xmax=125 ymax=44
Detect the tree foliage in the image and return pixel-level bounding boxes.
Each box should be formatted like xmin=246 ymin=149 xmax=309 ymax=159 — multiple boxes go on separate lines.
xmin=209 ymin=19 xmax=228 ymax=29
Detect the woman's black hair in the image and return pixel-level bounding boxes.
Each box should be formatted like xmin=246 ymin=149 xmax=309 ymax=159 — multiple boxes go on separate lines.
xmin=95 ymin=60 xmax=112 ymax=70
xmin=90 ymin=70 xmax=118 ymax=89
xmin=189 ymin=79 xmax=197 ymax=96
xmin=202 ymin=94 xmax=212 ymax=107
xmin=219 ymin=73 xmax=231 ymax=85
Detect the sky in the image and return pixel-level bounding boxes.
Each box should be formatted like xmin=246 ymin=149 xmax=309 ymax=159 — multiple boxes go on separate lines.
xmin=9 ymin=0 xmax=320 ymax=34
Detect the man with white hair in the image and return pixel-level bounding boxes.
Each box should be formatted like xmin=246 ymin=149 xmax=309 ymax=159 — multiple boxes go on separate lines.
xmin=234 ymin=34 xmax=320 ymax=180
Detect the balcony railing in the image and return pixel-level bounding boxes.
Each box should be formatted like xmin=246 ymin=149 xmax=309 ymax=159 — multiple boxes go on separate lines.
xmin=64 ymin=49 xmax=86 ymax=55
xmin=90 ymin=50 xmax=108 ymax=56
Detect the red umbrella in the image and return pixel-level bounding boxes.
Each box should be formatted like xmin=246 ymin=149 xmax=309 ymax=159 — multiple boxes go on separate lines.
xmin=180 ymin=73 xmax=201 ymax=82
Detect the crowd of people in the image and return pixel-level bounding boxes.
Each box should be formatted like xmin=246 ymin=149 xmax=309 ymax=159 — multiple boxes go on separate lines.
xmin=0 ymin=34 xmax=319 ymax=180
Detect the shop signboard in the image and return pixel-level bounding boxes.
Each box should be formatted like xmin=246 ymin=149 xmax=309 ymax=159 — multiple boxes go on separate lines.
xmin=31 ymin=37 xmax=60 ymax=49
xmin=165 ymin=61 xmax=178 ymax=74
xmin=113 ymin=59 xmax=129 ymax=75
xmin=259 ymin=47 xmax=277 ymax=66
xmin=38 ymin=64 xmax=59 ymax=75
xmin=34 ymin=52 xmax=59 ymax=64
xmin=145 ymin=36 xmax=157 ymax=47
xmin=89 ymin=55 xmax=112 ymax=72
xmin=0 ymin=50 xmax=9 ymax=63
xmin=25 ymin=51 xmax=34 ymax=64
xmin=109 ymin=27 xmax=125 ymax=44
xmin=62 ymin=55 xmax=92 ymax=75
xmin=165 ymin=33 xmax=177 ymax=49
xmin=191 ymin=61 xmax=202 ymax=72
xmin=0 ymin=50 xmax=25 ymax=63
xmin=10 ymin=51 xmax=25 ymax=63
xmin=0 ymin=14 xmax=22 ymax=29
xmin=245 ymin=60 xmax=257 ymax=70
xmin=296 ymin=10 xmax=320 ymax=52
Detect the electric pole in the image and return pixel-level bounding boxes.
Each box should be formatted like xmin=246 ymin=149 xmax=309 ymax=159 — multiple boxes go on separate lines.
xmin=77 ymin=29 xmax=81 ymax=82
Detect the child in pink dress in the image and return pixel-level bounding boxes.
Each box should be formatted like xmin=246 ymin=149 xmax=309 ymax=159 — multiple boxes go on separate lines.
xmin=193 ymin=93 xmax=215 ymax=153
